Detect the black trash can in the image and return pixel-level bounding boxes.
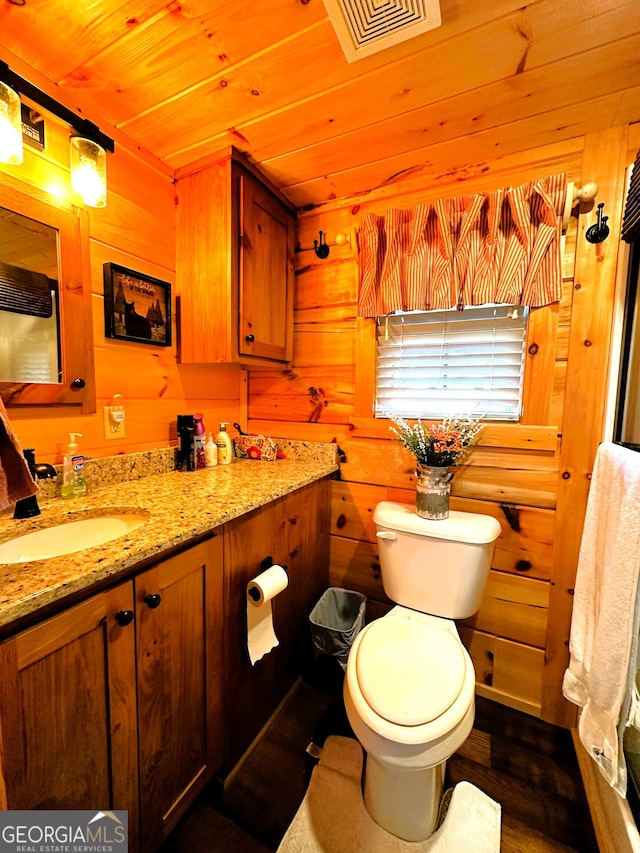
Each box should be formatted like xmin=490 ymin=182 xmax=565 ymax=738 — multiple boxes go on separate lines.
xmin=309 ymin=587 xmax=367 ymax=670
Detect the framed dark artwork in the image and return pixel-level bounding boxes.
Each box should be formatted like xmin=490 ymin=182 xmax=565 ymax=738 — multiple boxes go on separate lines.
xmin=103 ymin=263 xmax=172 ymax=346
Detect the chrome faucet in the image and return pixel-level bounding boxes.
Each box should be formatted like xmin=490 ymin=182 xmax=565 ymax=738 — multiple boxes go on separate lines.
xmin=13 ymin=448 xmax=57 ymax=519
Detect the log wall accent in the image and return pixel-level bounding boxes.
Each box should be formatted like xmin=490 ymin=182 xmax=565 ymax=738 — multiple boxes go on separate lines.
xmin=0 ymin=116 xmax=242 ymax=462
xmin=247 ymin=130 xmax=636 ymax=726
xmin=542 ymin=126 xmax=631 ymax=727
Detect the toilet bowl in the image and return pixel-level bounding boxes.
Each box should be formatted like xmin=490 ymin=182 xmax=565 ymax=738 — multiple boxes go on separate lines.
xmin=344 ymin=501 xmax=501 ymax=842
xmin=344 ymin=606 xmax=476 ymax=841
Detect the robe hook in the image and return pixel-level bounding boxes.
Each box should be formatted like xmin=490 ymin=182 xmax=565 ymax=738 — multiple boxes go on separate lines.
xmin=585 ymin=202 xmax=609 ymax=244
xmin=314 ymin=231 xmax=330 ymax=260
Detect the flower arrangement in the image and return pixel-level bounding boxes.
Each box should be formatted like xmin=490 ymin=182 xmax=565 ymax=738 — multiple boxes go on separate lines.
xmin=388 ymin=414 xmax=484 ymax=468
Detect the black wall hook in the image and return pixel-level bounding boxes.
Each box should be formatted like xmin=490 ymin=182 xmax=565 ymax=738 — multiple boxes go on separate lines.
xmin=313 ymin=231 xmax=330 ymax=259
xmin=585 ymin=202 xmax=610 ymax=244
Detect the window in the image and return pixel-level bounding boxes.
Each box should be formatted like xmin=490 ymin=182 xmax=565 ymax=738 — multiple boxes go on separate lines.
xmin=375 ymin=304 xmax=528 ymax=421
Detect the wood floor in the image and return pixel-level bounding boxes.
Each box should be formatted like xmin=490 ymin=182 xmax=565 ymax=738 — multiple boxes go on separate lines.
xmin=449 ymin=697 xmax=599 ymax=853
xmin=162 ymin=659 xmax=599 ymax=853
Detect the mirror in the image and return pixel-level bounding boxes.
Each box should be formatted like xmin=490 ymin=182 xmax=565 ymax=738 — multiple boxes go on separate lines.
xmin=0 ymin=206 xmax=61 ymax=384
xmin=0 ymin=181 xmax=95 ymax=412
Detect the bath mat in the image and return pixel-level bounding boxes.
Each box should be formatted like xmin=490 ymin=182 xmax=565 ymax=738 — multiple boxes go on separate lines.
xmin=168 ymin=803 xmax=271 ymax=853
xmin=276 ymin=736 xmax=501 ymax=853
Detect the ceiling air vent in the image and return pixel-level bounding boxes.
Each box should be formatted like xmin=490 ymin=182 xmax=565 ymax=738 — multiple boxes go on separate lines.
xmin=323 ymin=0 xmax=442 ymax=63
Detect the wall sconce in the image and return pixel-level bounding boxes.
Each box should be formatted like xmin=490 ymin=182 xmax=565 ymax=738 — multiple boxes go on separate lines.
xmin=0 ymin=80 xmax=23 ymax=165
xmin=0 ymin=60 xmax=114 ymax=208
xmin=70 ymin=136 xmax=107 ymax=208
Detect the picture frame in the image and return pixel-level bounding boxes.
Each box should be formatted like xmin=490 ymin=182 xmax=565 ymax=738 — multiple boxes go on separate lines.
xmin=103 ymin=262 xmax=172 ymax=347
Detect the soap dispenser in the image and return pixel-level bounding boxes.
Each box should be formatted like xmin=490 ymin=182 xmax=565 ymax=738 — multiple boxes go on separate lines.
xmin=61 ymin=432 xmax=86 ymax=499
xmin=215 ymin=422 xmax=234 ymax=465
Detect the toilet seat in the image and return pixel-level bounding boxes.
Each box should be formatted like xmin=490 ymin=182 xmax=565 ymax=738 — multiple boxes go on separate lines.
xmin=345 ymin=613 xmax=475 ymax=746
xmin=355 ymin=617 xmax=467 ymax=727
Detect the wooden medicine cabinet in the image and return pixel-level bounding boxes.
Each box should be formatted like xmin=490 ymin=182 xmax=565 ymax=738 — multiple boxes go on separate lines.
xmin=175 ymin=148 xmax=295 ymax=367
xmin=0 ymin=181 xmax=96 ymax=412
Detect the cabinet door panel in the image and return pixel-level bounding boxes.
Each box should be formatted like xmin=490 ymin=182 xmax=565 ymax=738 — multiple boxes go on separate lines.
xmin=272 ymin=479 xmax=331 ymax=682
xmin=239 ymin=173 xmax=294 ymax=362
xmin=223 ymin=480 xmax=330 ymax=770
xmin=223 ymin=500 xmax=280 ymax=769
xmin=0 ymin=585 xmax=138 ymax=848
xmin=176 ymin=162 xmax=234 ymax=364
xmin=136 ymin=536 xmax=223 ymax=852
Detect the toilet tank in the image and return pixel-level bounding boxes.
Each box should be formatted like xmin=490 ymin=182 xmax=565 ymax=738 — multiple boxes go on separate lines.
xmin=373 ymin=501 xmax=501 ymax=620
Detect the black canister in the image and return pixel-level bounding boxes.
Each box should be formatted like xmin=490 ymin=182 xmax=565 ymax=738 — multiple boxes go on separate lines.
xmin=177 ymin=414 xmax=196 ymax=471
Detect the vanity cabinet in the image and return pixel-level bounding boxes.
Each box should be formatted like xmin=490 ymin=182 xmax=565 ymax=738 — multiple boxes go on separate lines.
xmin=0 ymin=583 xmax=140 ymax=839
xmin=135 ymin=537 xmax=223 ymax=851
xmin=223 ymin=478 xmax=331 ymax=769
xmin=0 ymin=536 xmax=223 ymax=853
xmin=175 ymin=147 xmax=295 ymax=367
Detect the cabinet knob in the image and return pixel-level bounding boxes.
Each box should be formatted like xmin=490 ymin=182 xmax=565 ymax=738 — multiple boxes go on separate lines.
xmin=71 ymin=377 xmax=86 ymax=389
xmin=115 ymin=609 xmax=134 ymax=626
xmin=144 ymin=593 xmax=162 ymax=609
xmin=245 ymin=334 xmax=255 ymax=343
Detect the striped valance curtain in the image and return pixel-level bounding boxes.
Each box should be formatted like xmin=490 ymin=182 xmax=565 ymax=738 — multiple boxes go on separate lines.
xmin=358 ymin=173 xmax=567 ymax=317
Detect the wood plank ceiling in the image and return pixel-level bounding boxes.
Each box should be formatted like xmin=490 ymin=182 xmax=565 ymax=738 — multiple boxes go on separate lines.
xmin=1 ymin=0 xmax=639 ymax=209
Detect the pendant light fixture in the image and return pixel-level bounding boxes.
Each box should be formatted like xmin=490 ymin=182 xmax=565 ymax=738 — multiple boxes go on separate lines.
xmin=0 ymin=61 xmax=114 ymax=207
xmin=0 ymin=80 xmax=23 ymax=165
xmin=70 ymin=136 xmax=107 ymax=208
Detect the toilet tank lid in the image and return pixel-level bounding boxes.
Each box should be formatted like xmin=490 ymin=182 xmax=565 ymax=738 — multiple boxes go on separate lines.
xmin=373 ymin=502 xmax=501 ymax=544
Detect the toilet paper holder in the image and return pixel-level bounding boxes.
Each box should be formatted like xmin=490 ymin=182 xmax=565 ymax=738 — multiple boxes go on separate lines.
xmin=248 ymin=555 xmax=288 ymax=601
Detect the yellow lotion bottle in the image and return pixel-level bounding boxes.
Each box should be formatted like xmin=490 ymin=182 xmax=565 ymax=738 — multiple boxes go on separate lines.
xmin=61 ymin=432 xmax=87 ymax=498
xmin=215 ymin=422 xmax=234 ymax=465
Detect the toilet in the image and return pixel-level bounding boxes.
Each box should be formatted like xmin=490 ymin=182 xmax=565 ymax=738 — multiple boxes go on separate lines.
xmin=344 ymin=500 xmax=501 ymax=842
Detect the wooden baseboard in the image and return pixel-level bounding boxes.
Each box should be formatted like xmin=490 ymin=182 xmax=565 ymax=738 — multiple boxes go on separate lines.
xmin=572 ymin=729 xmax=640 ymax=853
xmin=475 ymin=683 xmax=541 ymax=718
xmin=222 ymin=677 xmax=302 ymax=789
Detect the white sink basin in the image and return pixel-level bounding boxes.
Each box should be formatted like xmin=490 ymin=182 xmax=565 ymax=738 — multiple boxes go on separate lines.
xmin=0 ymin=513 xmax=148 ymax=564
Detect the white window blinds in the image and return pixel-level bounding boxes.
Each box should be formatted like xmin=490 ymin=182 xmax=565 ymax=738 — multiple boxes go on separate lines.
xmin=375 ymin=304 xmax=528 ymax=421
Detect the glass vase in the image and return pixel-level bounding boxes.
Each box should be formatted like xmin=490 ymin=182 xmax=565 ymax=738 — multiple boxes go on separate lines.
xmin=415 ymin=465 xmax=452 ymax=520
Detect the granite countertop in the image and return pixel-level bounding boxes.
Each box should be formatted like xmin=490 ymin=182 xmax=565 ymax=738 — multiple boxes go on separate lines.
xmin=0 ymin=456 xmax=337 ymax=632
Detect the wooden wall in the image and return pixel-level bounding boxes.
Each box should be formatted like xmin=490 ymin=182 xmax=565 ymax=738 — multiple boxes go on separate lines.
xmin=0 ymin=112 xmax=243 ymax=464
xmin=248 ymin=124 xmax=640 ymax=727
xmin=1 ymin=62 xmax=637 ymax=727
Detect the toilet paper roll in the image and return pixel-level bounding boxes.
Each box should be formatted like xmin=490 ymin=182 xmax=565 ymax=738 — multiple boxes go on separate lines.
xmin=246 ymin=564 xmax=288 ymax=665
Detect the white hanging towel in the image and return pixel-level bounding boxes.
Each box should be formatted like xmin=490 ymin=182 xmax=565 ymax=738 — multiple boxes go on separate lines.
xmin=563 ymin=441 xmax=640 ymax=795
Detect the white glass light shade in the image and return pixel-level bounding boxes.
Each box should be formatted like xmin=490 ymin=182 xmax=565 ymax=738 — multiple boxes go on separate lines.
xmin=70 ymin=136 xmax=107 ymax=208
xmin=0 ymin=82 xmax=23 ymax=165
